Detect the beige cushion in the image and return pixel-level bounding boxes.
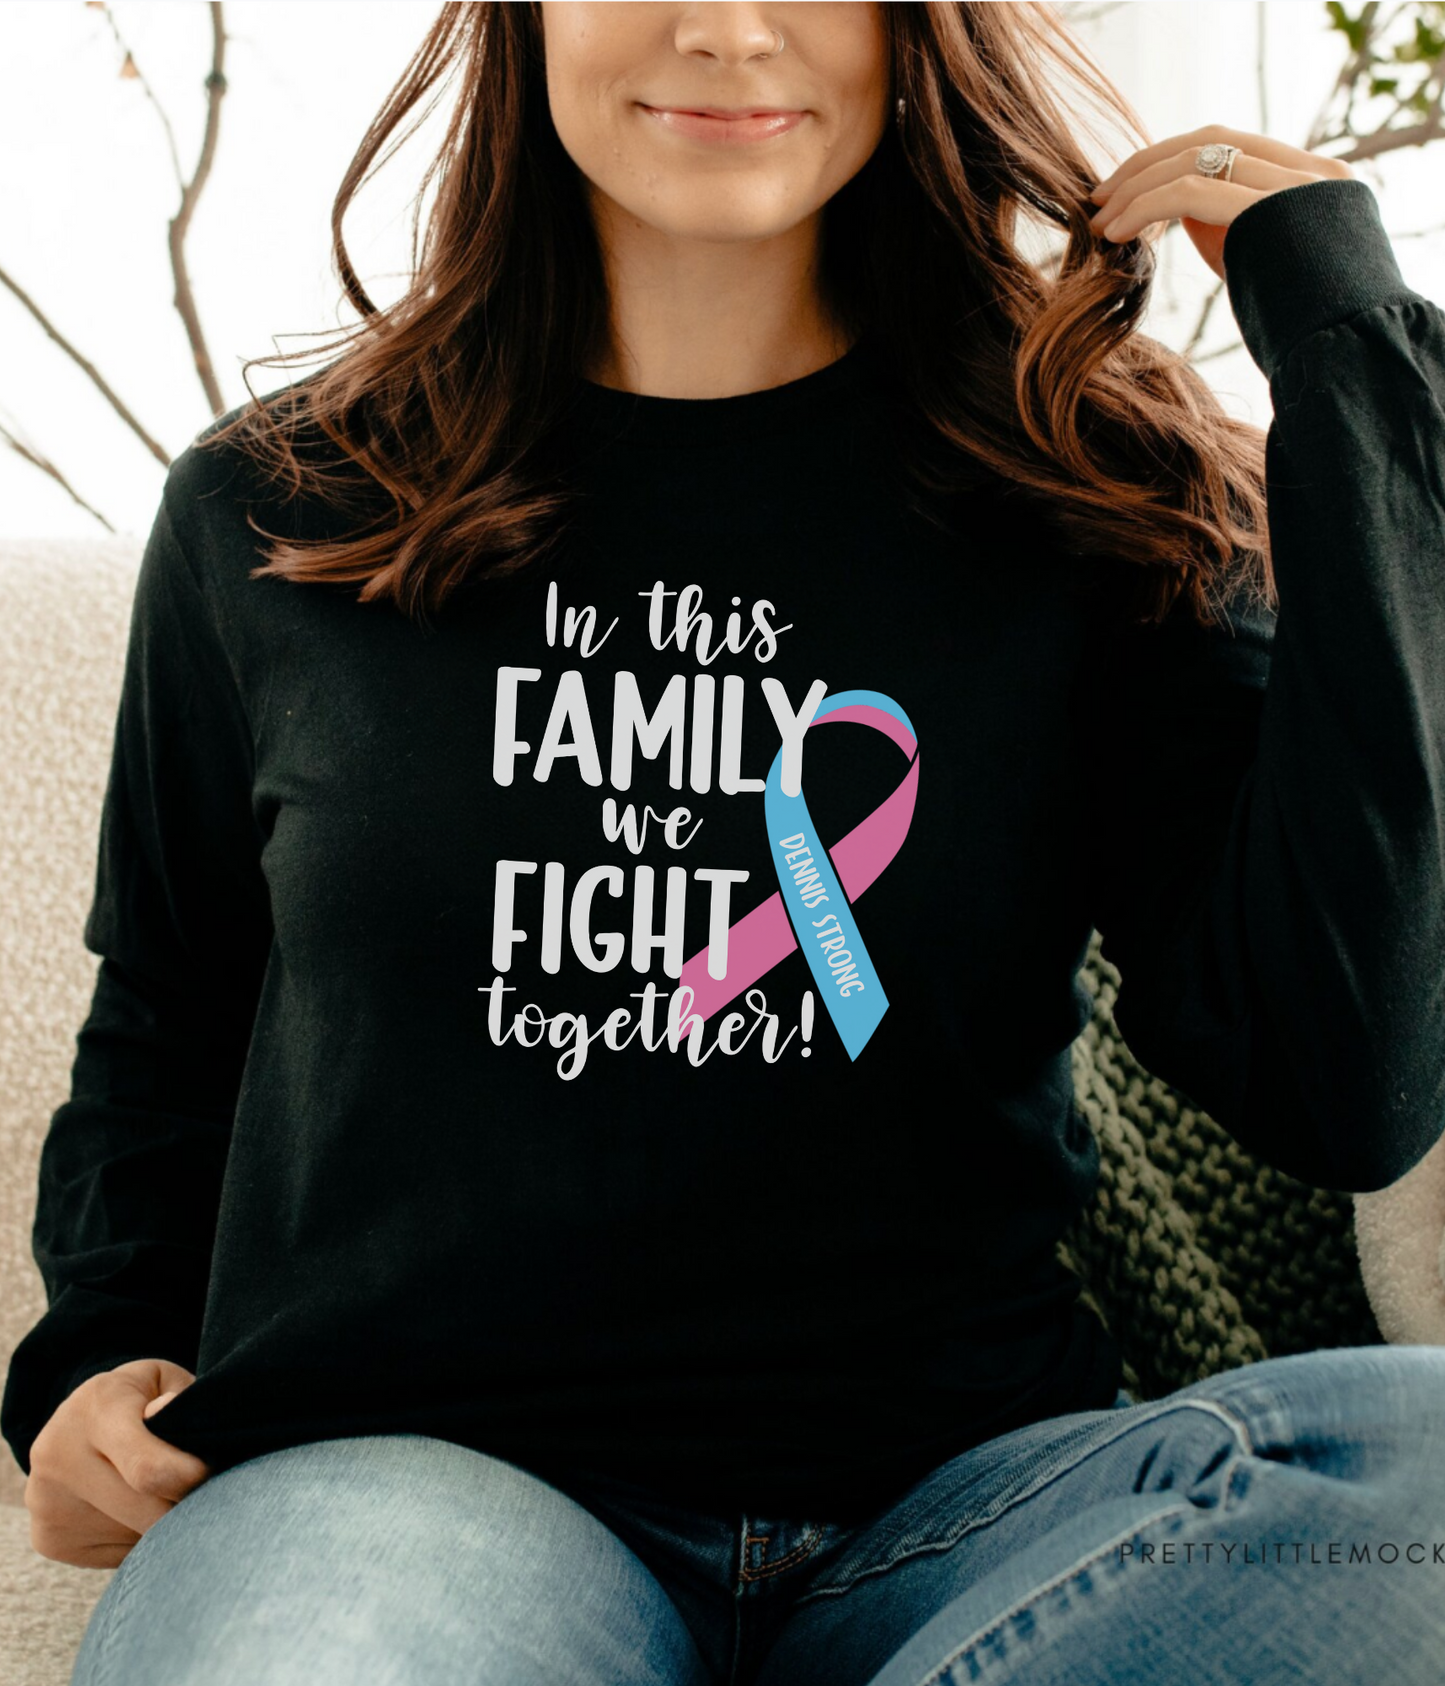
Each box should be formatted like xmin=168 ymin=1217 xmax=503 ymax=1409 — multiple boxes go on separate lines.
xmin=1 ymin=537 xmax=143 ymax=1677
xmin=0 ymin=1504 xmax=112 ymax=1686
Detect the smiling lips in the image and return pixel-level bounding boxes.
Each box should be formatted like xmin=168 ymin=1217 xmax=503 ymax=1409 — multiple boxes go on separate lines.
xmin=639 ymin=105 xmax=807 ymax=144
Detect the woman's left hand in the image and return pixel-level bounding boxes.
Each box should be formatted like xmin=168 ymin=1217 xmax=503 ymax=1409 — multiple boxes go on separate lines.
xmin=1086 ymin=126 xmax=1356 ymax=281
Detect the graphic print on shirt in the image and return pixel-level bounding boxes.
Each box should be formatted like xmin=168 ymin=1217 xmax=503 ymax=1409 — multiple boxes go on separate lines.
xmin=482 ymin=579 xmax=919 ymax=1078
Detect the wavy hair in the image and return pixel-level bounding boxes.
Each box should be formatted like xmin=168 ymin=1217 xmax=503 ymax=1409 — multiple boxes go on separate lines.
xmin=200 ymin=0 xmax=1275 ymax=631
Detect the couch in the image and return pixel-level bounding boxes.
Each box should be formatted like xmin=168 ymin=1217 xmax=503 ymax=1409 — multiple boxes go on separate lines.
xmin=2 ymin=535 xmax=1442 ymax=1686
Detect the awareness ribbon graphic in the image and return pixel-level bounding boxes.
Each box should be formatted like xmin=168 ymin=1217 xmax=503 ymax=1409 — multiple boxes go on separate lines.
xmin=677 ymin=688 xmax=919 ymax=1060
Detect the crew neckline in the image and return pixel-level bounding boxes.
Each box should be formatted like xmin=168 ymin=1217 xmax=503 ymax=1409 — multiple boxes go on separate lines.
xmin=569 ymin=332 xmax=874 ymax=448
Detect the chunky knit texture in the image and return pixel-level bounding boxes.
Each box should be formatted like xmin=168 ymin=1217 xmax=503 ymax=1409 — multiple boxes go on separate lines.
xmin=1061 ymin=928 xmax=1382 ymax=1402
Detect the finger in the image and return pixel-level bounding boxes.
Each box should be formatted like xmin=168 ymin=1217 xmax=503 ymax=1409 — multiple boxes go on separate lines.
xmin=98 ymin=1410 xmax=213 ymax=1505
xmin=27 ymin=1449 xmax=168 ymax=1550
xmin=27 ymin=1467 xmax=144 ymax=1569
xmin=85 ymin=1374 xmax=213 ymax=1505
xmin=1091 ymin=147 xmax=1319 ymax=224
xmin=108 ymin=1355 xmax=197 ymax=1398
xmin=1093 ymin=126 xmax=1352 ymax=197
xmin=1099 ymin=175 xmax=1270 ymax=242
xmin=92 ymin=1371 xmax=212 ymax=1477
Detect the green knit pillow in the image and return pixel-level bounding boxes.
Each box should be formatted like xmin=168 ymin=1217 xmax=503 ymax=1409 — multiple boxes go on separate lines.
xmin=1059 ymin=929 xmax=1382 ymax=1402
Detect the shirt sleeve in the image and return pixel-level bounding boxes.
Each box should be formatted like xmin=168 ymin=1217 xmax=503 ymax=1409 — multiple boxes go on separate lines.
xmin=1083 ymin=176 xmax=1445 ymax=1197
xmin=1 ymin=462 xmax=272 ymax=1476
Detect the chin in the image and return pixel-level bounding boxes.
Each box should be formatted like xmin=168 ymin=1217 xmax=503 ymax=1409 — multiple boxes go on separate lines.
xmin=634 ymin=176 xmax=810 ymax=232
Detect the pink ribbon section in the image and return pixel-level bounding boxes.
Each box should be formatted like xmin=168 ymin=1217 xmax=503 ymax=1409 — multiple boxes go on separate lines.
xmin=678 ymin=703 xmax=920 ymax=1022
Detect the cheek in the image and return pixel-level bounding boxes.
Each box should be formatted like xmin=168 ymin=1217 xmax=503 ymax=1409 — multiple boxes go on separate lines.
xmin=561 ymin=102 xmax=662 ymax=219
xmin=820 ymin=14 xmax=890 ymax=158
xmin=832 ymin=65 xmax=889 ymax=151
xmin=546 ymin=72 xmax=629 ymax=189
xmin=805 ymin=99 xmax=887 ymax=199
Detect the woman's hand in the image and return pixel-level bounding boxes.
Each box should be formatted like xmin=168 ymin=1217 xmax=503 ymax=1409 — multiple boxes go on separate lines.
xmin=24 ymin=1357 xmax=213 ymax=1569
xmin=1086 ymin=125 xmax=1356 ymax=280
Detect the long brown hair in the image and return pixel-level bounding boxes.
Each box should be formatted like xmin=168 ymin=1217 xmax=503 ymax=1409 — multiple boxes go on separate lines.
xmin=202 ymin=1 xmax=1274 ymax=632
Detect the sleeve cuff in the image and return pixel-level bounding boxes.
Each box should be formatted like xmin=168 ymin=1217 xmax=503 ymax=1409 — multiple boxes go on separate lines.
xmin=1222 ymin=176 xmax=1419 ymax=382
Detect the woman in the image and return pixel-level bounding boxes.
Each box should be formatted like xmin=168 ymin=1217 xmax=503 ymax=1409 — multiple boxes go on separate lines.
xmin=6 ymin=3 xmax=1445 ymax=1682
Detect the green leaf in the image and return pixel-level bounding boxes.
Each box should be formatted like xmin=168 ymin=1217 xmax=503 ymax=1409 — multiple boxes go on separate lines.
xmin=1325 ymin=0 xmax=1370 ymax=53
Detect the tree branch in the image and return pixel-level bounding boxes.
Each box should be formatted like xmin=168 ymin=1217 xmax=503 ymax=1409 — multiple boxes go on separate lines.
xmin=1257 ymin=0 xmax=1270 ymax=134
xmin=1188 ymin=338 xmax=1246 ymax=366
xmin=95 ymin=1 xmax=186 ymax=194
xmin=168 ymin=2 xmax=229 ymax=417
xmin=0 ymin=415 xmax=115 ymax=531
xmin=1056 ymin=2 xmax=1133 ymax=24
xmin=1181 ymin=1 xmax=1445 ymax=363
xmin=1306 ymin=0 xmax=1384 ymax=149
xmin=0 ymin=265 xmax=170 ymax=465
xmin=1336 ymin=108 xmax=1445 ymax=160
xmin=1182 ymin=279 xmax=1228 ymax=362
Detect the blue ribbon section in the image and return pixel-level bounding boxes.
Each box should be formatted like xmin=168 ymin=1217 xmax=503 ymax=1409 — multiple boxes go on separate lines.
xmin=763 ymin=689 xmax=915 ymax=1061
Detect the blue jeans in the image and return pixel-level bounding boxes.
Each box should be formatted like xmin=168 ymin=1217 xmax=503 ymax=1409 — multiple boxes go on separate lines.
xmin=71 ymin=1344 xmax=1445 ymax=1686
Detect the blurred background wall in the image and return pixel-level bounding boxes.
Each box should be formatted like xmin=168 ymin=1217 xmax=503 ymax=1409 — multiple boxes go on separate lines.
xmin=2 ymin=0 xmax=1443 ymax=540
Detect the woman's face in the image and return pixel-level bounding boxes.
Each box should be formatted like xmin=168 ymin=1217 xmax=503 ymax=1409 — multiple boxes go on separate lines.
xmin=538 ymin=2 xmax=889 ymax=244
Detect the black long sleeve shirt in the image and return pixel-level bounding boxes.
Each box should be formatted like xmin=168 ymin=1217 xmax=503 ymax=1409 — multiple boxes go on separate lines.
xmin=4 ymin=177 xmax=1443 ymax=1520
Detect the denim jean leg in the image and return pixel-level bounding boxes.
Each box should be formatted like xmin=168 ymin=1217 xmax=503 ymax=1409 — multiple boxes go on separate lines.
xmin=548 ymin=1469 xmax=744 ymax=1683
xmin=557 ymin=1469 xmax=859 ymax=1686
xmin=748 ymin=1388 xmax=1223 ymax=1686
xmin=68 ymin=1433 xmax=712 ymax=1686
xmin=732 ymin=1511 xmax=860 ymax=1686
xmin=750 ymin=1344 xmax=1445 ymax=1686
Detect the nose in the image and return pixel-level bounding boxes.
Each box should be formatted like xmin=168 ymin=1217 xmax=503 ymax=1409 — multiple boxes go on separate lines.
xmin=671 ymin=3 xmax=783 ymax=68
